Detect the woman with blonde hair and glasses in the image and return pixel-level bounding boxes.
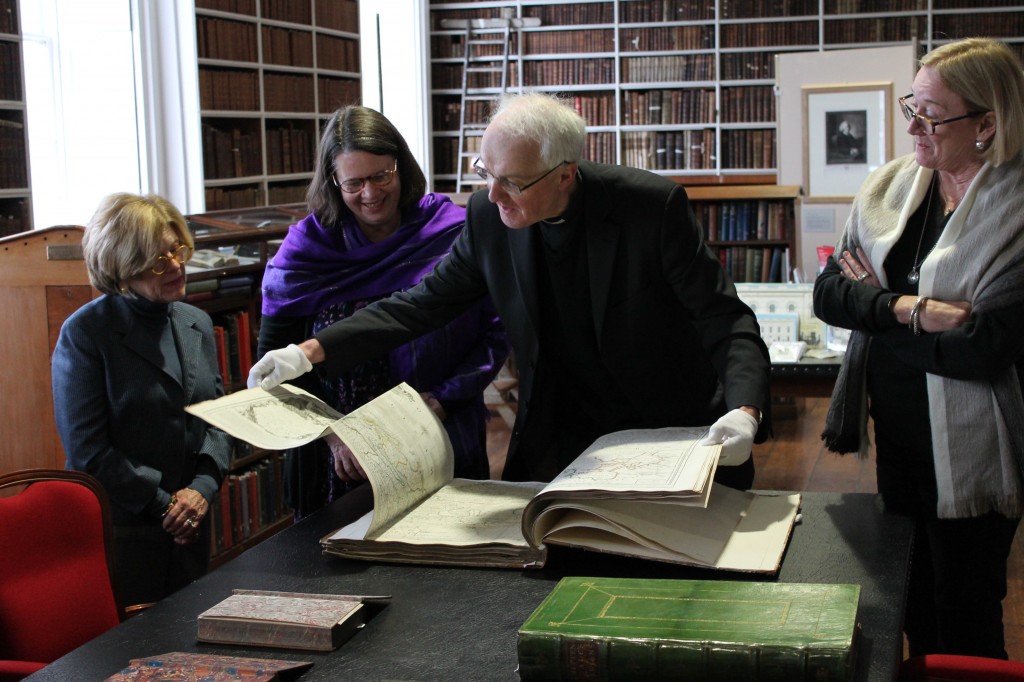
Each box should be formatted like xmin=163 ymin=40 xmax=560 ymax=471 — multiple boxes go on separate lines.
xmin=814 ymin=38 xmax=1024 ymax=658
xmin=52 ymin=192 xmax=230 ymax=606
xmin=256 ymin=105 xmax=508 ymax=518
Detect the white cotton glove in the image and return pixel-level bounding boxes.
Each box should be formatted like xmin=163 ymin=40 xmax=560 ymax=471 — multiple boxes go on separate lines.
xmin=699 ymin=408 xmax=759 ymax=466
xmin=246 ymin=344 xmax=313 ymax=390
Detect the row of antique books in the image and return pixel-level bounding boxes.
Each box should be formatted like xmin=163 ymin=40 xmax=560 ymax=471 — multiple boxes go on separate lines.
xmin=523 ymin=29 xmax=615 ymax=55
xmin=196 ymin=17 xmax=259 ymax=63
xmin=199 ymin=68 xmax=356 ymax=113
xmin=433 ymin=128 xmax=773 ymax=177
xmin=263 ymin=27 xmax=315 ymax=68
xmin=720 ymin=21 xmax=819 ymax=48
xmin=619 ymin=26 xmax=714 ymax=52
xmin=201 ymin=123 xmax=314 ymax=180
xmin=622 ymin=55 xmax=714 ymax=83
xmin=199 ymin=25 xmax=361 ymax=73
xmin=695 ymin=199 xmax=792 ymax=243
xmin=719 ymin=86 xmax=776 ymax=123
xmin=0 ymin=0 xmax=16 ymax=34
xmin=523 ymin=3 xmax=614 ymax=24
xmin=0 ymin=119 xmax=27 ymax=189
xmin=196 ymin=0 xmax=357 ymax=32
xmin=202 ymin=125 xmax=262 ymax=180
xmin=213 ymin=307 xmax=255 ymax=390
xmin=714 ymin=245 xmax=791 ymax=284
xmin=208 ymin=450 xmax=289 ymax=558
xmin=202 ymin=183 xmax=308 ymax=211
xmin=621 ymin=130 xmax=715 ymax=172
xmin=0 ymin=42 xmax=22 ymax=102
xmin=439 ymin=57 xmax=710 ymax=87
xmin=621 ymin=89 xmax=716 ymax=126
xmin=434 ymin=88 xmax=763 ymax=131
xmin=721 ymin=129 xmax=776 ymax=170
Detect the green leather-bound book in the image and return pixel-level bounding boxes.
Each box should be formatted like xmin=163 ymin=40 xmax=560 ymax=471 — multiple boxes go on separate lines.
xmin=517 ymin=576 xmax=860 ymax=681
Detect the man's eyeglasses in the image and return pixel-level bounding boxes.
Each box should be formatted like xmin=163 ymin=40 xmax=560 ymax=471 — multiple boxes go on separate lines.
xmin=337 ymin=163 xmax=398 ymax=193
xmin=151 ymin=244 xmax=192 ymax=275
xmin=473 ymin=159 xmax=568 ymax=197
xmin=898 ymin=93 xmax=987 ymax=135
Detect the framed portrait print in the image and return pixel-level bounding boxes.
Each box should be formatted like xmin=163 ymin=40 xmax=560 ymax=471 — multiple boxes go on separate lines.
xmin=802 ymin=82 xmax=893 ymax=202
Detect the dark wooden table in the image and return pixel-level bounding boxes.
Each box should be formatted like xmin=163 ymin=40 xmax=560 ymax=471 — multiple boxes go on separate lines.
xmin=27 ymin=488 xmax=911 ymax=682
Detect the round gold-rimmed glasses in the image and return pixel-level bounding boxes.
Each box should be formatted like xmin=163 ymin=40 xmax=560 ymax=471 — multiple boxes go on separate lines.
xmin=151 ymin=244 xmax=193 ymax=275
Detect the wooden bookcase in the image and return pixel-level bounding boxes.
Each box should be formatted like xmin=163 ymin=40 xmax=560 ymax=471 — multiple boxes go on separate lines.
xmin=686 ymin=184 xmax=800 ymax=284
xmin=194 ymin=0 xmax=361 ymax=211
xmin=427 ymin=0 xmax=1024 ymax=192
xmin=183 ymin=203 xmax=306 ymax=566
xmin=0 ymin=0 xmax=31 ymax=237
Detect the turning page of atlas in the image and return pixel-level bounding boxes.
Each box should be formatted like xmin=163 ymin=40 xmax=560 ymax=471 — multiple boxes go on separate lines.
xmin=189 ymin=383 xmax=798 ymax=572
xmin=185 ymin=384 xmax=344 ymax=451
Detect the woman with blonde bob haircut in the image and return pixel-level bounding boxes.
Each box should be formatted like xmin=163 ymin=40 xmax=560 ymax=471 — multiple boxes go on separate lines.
xmin=83 ymin=193 xmax=195 ymax=296
xmin=814 ymin=38 xmax=1024 ymax=658
xmin=53 ymin=192 xmax=229 ymax=607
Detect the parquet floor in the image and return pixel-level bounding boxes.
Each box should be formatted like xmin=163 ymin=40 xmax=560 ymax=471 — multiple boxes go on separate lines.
xmin=484 ymin=390 xmax=1024 ymax=661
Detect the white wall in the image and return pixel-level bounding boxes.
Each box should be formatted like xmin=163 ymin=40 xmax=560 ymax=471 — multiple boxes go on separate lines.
xmin=776 ymin=45 xmax=918 ymax=280
xmin=358 ymin=0 xmax=433 ymax=188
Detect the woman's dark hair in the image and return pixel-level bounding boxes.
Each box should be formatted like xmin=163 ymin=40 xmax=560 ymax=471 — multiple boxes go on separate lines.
xmin=307 ymin=106 xmax=427 ymax=226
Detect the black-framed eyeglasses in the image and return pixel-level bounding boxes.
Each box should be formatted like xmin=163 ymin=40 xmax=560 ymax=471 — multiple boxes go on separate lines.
xmin=898 ymin=93 xmax=987 ymax=135
xmin=473 ymin=159 xmax=568 ymax=197
xmin=151 ymin=244 xmax=192 ymax=275
xmin=337 ymin=163 xmax=398 ymax=193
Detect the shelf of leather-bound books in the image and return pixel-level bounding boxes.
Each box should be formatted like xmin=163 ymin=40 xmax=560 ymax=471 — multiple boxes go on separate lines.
xmin=208 ymin=446 xmax=293 ymax=569
xmin=428 ymin=0 xmax=1024 ymax=188
xmin=194 ymin=0 xmax=360 ymax=211
xmin=685 ymin=184 xmax=799 ymax=285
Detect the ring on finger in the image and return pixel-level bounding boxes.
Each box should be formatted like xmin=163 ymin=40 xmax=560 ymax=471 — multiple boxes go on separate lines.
xmin=857 ymin=271 xmax=869 ymax=281
xmin=185 ymin=516 xmax=198 ymax=528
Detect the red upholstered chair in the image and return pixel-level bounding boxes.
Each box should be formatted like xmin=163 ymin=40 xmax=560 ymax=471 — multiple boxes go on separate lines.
xmin=0 ymin=469 xmax=125 ymax=680
xmin=900 ymin=654 xmax=1024 ymax=681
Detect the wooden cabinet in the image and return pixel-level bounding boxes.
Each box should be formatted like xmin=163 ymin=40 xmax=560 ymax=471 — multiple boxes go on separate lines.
xmin=0 ymin=0 xmax=31 ymax=236
xmin=194 ymin=0 xmax=361 ymax=211
xmin=686 ymin=184 xmax=800 ymax=283
xmin=0 ymin=227 xmax=95 ymax=475
xmin=427 ymin=0 xmax=1024 ymax=192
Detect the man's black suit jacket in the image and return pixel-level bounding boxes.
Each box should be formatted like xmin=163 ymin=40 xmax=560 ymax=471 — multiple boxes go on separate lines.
xmin=317 ymin=160 xmax=770 ymax=480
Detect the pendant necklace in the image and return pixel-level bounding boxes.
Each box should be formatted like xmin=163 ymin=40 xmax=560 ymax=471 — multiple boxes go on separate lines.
xmin=907 ymin=177 xmax=950 ymax=285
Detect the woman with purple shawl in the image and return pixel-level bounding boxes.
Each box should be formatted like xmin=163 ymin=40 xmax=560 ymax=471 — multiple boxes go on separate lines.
xmin=257 ymin=106 xmax=509 ymax=518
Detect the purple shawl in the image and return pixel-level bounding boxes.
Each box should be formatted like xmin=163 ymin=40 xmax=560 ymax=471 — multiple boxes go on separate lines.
xmin=262 ymin=193 xmax=465 ymax=317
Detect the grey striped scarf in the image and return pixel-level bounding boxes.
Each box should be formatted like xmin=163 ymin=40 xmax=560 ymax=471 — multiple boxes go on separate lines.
xmin=823 ymin=153 xmax=1024 ymax=518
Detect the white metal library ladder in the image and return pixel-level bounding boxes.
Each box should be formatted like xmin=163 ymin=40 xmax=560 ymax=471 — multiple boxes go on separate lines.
xmin=440 ymin=16 xmax=539 ymax=193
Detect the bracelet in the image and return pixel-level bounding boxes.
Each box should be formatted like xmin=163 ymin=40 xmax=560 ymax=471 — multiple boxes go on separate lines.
xmin=909 ymin=296 xmax=929 ymax=336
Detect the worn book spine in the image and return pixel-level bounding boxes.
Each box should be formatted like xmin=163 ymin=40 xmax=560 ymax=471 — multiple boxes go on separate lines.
xmin=198 ymin=617 xmax=335 ymax=651
xmin=517 ymin=635 xmax=854 ymax=681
